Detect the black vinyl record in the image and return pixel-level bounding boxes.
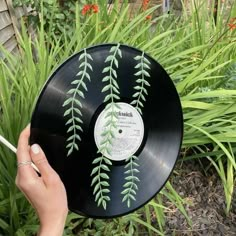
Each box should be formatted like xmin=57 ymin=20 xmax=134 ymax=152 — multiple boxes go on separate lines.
xmin=30 ymin=44 xmax=183 ymax=218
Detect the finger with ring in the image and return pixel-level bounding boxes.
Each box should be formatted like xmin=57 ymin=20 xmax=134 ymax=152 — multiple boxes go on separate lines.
xmin=17 ymin=160 xmax=32 ymax=167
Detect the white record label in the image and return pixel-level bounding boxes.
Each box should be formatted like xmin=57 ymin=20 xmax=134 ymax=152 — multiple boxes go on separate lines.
xmin=94 ymin=102 xmax=144 ymax=161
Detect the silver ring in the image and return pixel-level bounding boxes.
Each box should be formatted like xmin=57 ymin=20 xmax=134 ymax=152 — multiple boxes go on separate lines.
xmin=17 ymin=161 xmax=32 ymax=167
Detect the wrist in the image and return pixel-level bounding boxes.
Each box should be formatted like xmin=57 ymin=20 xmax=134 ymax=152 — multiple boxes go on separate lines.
xmin=38 ymin=214 xmax=67 ymax=236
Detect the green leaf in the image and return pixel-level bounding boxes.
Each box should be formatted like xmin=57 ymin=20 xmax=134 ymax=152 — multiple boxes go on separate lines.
xmin=64 ymin=108 xmax=72 ymax=116
xmin=66 ymin=142 xmax=73 ymax=148
xmin=144 ymin=80 xmax=151 ymax=86
xmin=103 ymin=157 xmax=112 ymax=165
xmin=79 ymin=61 xmax=86 ymax=68
xmin=95 ymin=191 xmax=101 ymax=202
xmin=85 ymin=72 xmax=90 ymax=80
xmin=100 ymin=181 xmax=110 ymax=186
xmin=93 ymin=183 xmax=100 ymax=195
xmin=75 ymin=117 xmax=83 ymax=123
xmin=92 ymin=157 xmax=102 ymax=165
xmin=129 ymin=194 xmax=136 ymax=201
xmin=134 ymin=85 xmax=142 ymax=90
xmin=102 ymin=189 xmax=110 ymax=193
xmin=102 ymin=84 xmax=111 ymax=93
xmin=130 ymin=100 xmax=137 ymax=105
xmin=86 ymin=54 xmax=93 ymax=61
xmin=103 ymin=196 xmax=111 ymax=201
xmin=91 ymin=175 xmax=100 ymax=186
xmin=134 ymin=71 xmax=142 ymax=76
xmin=100 ymin=173 xmax=109 ymax=179
xmin=67 ymin=147 xmax=73 ymax=157
xmin=135 ymin=63 xmax=142 ymax=69
xmin=102 ymin=199 xmax=107 ymax=210
xmin=112 ymin=68 xmax=117 ymax=78
xmin=112 ymin=86 xmax=120 ymax=94
xmin=79 ymin=53 xmax=85 ymax=61
xmin=105 ymin=55 xmax=114 ymax=62
xmin=121 ymin=188 xmax=129 ymax=194
xmin=132 ymin=92 xmax=139 ymax=98
xmin=110 ymin=46 xmax=117 ymax=52
xmin=77 ymin=90 xmax=85 ymax=98
xmin=117 ymin=48 xmax=122 ymax=58
xmin=67 ymin=89 xmax=76 ymax=94
xmin=67 ymin=126 xmax=74 ymax=133
xmin=74 ymin=99 xmax=82 ymax=107
xmin=73 ymin=143 xmax=79 ymax=150
xmin=81 ymin=81 xmax=88 ymax=91
xmin=102 ymin=67 xmax=110 ymax=73
xmin=75 ymin=134 xmax=81 ymax=141
xmin=76 ymin=71 xmax=83 ymax=77
xmin=123 ymin=181 xmax=133 ymax=187
xmin=65 ymin=118 xmax=73 ymax=125
xmin=102 ymin=76 xmax=110 ymax=82
xmin=143 ymin=63 xmax=151 ymax=69
xmin=134 ymin=55 xmax=142 ymax=60
xmin=143 ymin=70 xmax=151 ymax=77
xmin=144 ymin=57 xmax=151 ymax=64
xmin=63 ymin=97 xmax=73 ymax=106
xmin=74 ymin=108 xmax=82 ymax=116
xmin=114 ymin=58 xmax=118 ymax=68
xmin=71 ymin=80 xmax=80 ymax=85
xmin=101 ymin=164 xmax=110 ymax=171
xmin=122 ymin=194 xmax=129 ymax=202
xmin=75 ymin=125 xmax=83 ymax=132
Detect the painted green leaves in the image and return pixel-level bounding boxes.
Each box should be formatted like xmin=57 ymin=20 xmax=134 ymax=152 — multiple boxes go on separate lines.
xmin=63 ymin=44 xmax=151 ymax=210
xmin=63 ymin=49 xmax=93 ymax=156
xmin=122 ymin=52 xmax=151 ymax=208
xmin=91 ymin=44 xmax=122 ymax=209
xmin=121 ymin=155 xmax=140 ymax=208
xmin=131 ymin=51 xmax=151 ymax=115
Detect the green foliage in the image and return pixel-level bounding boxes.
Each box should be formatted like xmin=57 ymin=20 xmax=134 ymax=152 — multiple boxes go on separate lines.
xmin=91 ymin=44 xmax=122 ymax=209
xmin=121 ymin=155 xmax=140 ymax=208
xmin=131 ymin=52 xmax=151 ymax=115
xmin=13 ymin=0 xmax=79 ymax=39
xmin=63 ymin=49 xmax=93 ymax=156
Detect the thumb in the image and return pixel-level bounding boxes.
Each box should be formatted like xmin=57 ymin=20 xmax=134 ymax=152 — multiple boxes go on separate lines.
xmin=30 ymin=144 xmax=57 ymax=182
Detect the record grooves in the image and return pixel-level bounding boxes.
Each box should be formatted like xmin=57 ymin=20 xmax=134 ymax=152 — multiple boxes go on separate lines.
xmin=30 ymin=44 xmax=183 ymax=218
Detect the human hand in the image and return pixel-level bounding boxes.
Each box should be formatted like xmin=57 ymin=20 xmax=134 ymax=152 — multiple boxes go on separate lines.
xmin=15 ymin=125 xmax=68 ymax=236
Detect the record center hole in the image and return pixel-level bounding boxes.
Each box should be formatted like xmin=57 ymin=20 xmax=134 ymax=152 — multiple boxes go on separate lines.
xmin=118 ymin=129 xmax=122 ymax=134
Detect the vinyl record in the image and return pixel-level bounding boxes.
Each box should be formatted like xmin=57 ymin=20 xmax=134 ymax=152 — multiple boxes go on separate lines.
xmin=30 ymin=44 xmax=183 ymax=218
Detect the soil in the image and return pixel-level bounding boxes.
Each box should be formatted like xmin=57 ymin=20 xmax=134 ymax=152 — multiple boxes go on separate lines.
xmin=164 ymin=160 xmax=236 ymax=236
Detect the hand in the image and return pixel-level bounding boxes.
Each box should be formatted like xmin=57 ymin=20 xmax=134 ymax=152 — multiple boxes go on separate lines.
xmin=15 ymin=125 xmax=68 ymax=236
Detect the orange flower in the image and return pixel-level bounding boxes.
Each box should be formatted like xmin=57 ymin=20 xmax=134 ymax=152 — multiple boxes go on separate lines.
xmin=82 ymin=4 xmax=91 ymax=15
xmin=82 ymin=4 xmax=99 ymax=16
xmin=142 ymin=0 xmax=150 ymax=11
xmin=228 ymin=17 xmax=236 ymax=30
xmin=145 ymin=15 xmax=152 ymax=20
xmin=92 ymin=4 xmax=99 ymax=13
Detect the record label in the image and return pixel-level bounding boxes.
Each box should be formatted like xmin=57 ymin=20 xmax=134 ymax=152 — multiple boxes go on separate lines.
xmin=94 ymin=102 xmax=144 ymax=161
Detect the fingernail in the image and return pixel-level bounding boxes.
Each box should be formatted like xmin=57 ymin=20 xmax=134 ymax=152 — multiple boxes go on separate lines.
xmin=31 ymin=144 xmax=40 ymax=154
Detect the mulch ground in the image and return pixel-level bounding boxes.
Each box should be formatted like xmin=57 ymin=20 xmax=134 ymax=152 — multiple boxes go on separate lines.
xmin=164 ymin=160 xmax=236 ymax=236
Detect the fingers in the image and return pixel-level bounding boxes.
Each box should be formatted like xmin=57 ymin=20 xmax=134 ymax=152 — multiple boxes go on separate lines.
xmin=17 ymin=124 xmax=31 ymax=162
xmin=30 ymin=144 xmax=60 ymax=187
xmin=16 ymin=125 xmax=38 ymax=181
